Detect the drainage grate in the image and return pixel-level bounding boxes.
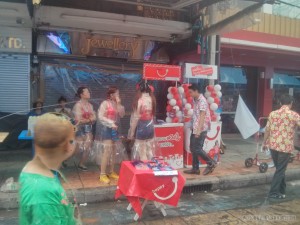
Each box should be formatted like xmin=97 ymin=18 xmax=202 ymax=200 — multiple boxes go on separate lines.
xmin=182 ymin=184 xmax=213 ymax=194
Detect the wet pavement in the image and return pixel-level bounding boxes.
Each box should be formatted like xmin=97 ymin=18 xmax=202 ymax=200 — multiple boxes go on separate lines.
xmin=1 ymin=134 xmax=300 ymax=224
xmin=1 ymin=180 xmax=300 ymax=225
xmin=1 ymin=135 xmax=300 ymax=192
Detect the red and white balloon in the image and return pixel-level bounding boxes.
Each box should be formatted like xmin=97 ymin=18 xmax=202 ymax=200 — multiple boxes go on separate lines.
xmin=165 ymin=84 xmax=193 ymax=123
xmin=205 ymin=84 xmax=222 ymax=122
xmin=166 ymin=86 xmax=183 ymax=123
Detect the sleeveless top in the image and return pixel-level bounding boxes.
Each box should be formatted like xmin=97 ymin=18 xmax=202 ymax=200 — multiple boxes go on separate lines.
xmin=139 ymin=95 xmax=153 ymax=121
xmin=105 ymin=101 xmax=117 ymax=121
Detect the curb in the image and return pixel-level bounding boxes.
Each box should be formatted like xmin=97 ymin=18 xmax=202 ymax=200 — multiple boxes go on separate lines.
xmin=1 ymin=167 xmax=300 ymax=209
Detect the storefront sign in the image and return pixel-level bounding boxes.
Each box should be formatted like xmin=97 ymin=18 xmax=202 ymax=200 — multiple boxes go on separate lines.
xmin=154 ymin=124 xmax=184 ymax=169
xmin=185 ymin=63 xmax=218 ymax=80
xmin=80 ymin=36 xmax=139 ymax=57
xmin=0 ymin=27 xmax=31 ymax=53
xmin=72 ymin=33 xmax=140 ymax=59
xmin=71 ymin=32 xmax=142 ymax=59
xmin=70 ymin=33 xmax=169 ymax=62
xmin=0 ymin=37 xmax=24 ymax=49
xmin=143 ymin=63 xmax=181 ymax=81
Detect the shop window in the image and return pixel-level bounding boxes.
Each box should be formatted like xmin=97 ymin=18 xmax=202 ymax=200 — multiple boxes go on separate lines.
xmin=40 ymin=61 xmax=166 ymax=135
xmin=273 ymin=72 xmax=300 ymax=113
xmin=219 ymin=66 xmax=248 ymax=133
xmin=220 ymin=67 xmax=247 ymax=113
xmin=37 ymin=31 xmax=71 ymax=55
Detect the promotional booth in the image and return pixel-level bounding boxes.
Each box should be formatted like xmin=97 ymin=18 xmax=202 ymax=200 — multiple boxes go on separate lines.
xmin=143 ymin=63 xmax=184 ymax=169
xmin=143 ymin=62 xmax=223 ymax=168
xmin=183 ymin=63 xmax=223 ymax=167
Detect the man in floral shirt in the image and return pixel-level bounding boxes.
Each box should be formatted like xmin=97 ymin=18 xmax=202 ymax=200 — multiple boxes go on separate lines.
xmin=184 ymin=84 xmax=216 ymax=176
xmin=263 ymin=94 xmax=300 ymax=199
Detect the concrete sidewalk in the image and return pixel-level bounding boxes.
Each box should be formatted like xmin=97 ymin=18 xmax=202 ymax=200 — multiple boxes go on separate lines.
xmin=1 ymin=135 xmax=300 ymax=209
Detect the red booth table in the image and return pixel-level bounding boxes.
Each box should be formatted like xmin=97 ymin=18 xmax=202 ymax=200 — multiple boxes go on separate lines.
xmin=115 ymin=161 xmax=186 ymax=221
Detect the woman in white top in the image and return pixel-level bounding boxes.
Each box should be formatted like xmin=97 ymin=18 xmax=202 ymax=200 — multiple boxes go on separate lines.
xmin=72 ymin=87 xmax=96 ymax=171
xmin=95 ymin=87 xmax=125 ymax=184
xmin=129 ymin=81 xmax=157 ymax=160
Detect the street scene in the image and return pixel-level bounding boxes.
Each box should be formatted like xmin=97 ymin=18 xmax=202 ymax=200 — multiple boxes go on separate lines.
xmin=1 ymin=181 xmax=300 ymax=225
xmin=0 ymin=0 xmax=300 ymax=225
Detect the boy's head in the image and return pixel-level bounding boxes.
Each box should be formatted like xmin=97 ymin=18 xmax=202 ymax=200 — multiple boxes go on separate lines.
xmin=188 ymin=84 xmax=201 ymax=98
xmin=34 ymin=113 xmax=75 ymax=162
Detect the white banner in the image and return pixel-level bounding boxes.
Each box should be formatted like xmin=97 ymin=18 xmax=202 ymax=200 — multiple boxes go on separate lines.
xmin=184 ymin=63 xmax=218 ymax=80
xmin=234 ymin=95 xmax=260 ymax=139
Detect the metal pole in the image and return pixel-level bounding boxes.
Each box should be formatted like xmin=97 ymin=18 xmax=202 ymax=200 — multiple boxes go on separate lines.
xmin=200 ymin=13 xmax=205 ymax=64
xmin=208 ymin=5 xmax=216 ymax=86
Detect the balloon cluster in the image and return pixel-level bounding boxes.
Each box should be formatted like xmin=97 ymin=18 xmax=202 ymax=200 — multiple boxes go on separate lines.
xmin=204 ymin=84 xmax=222 ymax=122
xmin=166 ymin=84 xmax=194 ymax=123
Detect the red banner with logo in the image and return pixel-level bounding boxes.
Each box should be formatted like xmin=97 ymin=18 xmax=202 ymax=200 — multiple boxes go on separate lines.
xmin=154 ymin=124 xmax=184 ymax=169
xmin=143 ymin=63 xmax=181 ymax=81
xmin=185 ymin=63 xmax=218 ymax=80
xmin=191 ymin=65 xmax=213 ymax=76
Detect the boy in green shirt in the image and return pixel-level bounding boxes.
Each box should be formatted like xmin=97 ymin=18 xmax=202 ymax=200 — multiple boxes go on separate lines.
xmin=19 ymin=113 xmax=81 ymax=225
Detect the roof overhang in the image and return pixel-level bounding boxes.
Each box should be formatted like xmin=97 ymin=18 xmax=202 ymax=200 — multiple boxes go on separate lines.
xmin=35 ymin=6 xmax=192 ymax=42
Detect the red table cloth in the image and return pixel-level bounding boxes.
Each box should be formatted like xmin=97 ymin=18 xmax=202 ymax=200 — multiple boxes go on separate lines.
xmin=115 ymin=161 xmax=186 ymax=216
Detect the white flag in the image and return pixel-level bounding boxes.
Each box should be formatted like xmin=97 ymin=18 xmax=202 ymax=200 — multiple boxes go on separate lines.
xmin=234 ymin=95 xmax=260 ymax=139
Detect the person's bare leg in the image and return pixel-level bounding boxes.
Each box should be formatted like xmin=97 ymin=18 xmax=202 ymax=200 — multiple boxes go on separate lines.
xmin=75 ymin=136 xmax=84 ymax=166
xmin=146 ymin=139 xmax=154 ymax=160
xmin=79 ymin=133 xmax=93 ymax=168
xmin=109 ymin=143 xmax=116 ymax=174
xmin=100 ymin=140 xmax=112 ymax=175
xmin=99 ymin=140 xmax=112 ymax=184
xmin=137 ymin=140 xmax=147 ymax=161
xmin=108 ymin=143 xmax=119 ymax=179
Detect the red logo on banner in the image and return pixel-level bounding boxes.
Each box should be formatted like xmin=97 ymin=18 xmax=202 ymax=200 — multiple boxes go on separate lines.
xmin=206 ymin=126 xmax=221 ymax=141
xmin=143 ymin=63 xmax=181 ymax=81
xmin=191 ymin=65 xmax=213 ymax=77
xmin=155 ymin=128 xmax=182 ymax=149
xmin=155 ymin=126 xmax=184 ymax=168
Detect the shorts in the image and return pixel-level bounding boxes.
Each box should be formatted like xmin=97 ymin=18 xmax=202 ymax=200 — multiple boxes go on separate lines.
xmin=101 ymin=126 xmax=119 ymax=141
xmin=136 ymin=120 xmax=154 ymax=140
xmin=76 ymin=124 xmax=93 ymax=137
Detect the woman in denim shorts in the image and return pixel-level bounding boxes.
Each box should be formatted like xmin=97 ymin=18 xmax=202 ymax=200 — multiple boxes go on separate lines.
xmin=95 ymin=87 xmax=125 ymax=184
xmin=72 ymin=87 xmax=96 ymax=171
xmin=128 ymin=81 xmax=157 ymax=160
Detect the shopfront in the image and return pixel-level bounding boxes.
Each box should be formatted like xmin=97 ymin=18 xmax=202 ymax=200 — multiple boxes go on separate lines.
xmin=218 ymin=66 xmax=248 ymax=133
xmin=36 ymin=31 xmax=170 ymax=134
xmin=272 ymin=71 xmax=300 ymax=112
xmin=0 ymin=26 xmax=32 ymax=114
xmin=172 ymin=30 xmax=300 ymax=133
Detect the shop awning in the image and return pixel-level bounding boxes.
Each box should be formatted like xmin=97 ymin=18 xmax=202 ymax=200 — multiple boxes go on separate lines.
xmin=220 ymin=67 xmax=247 ymax=84
xmin=274 ymin=73 xmax=300 ymax=86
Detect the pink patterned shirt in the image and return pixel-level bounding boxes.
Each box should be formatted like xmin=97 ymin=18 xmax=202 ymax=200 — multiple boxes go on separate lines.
xmin=266 ymin=106 xmax=300 ymax=153
xmin=192 ymin=94 xmax=211 ymax=135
